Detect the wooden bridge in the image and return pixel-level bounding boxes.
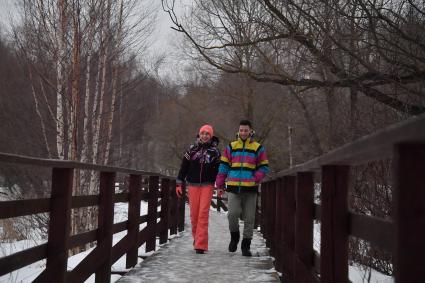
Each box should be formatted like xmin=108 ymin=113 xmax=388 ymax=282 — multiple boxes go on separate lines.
xmin=0 ymin=113 xmax=424 ymax=282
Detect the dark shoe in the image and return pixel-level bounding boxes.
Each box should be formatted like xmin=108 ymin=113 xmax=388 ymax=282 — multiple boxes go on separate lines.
xmin=228 ymin=231 xmax=240 ymax=252
xmin=241 ymin=238 xmax=252 ymax=257
xmin=195 ymin=249 xmax=205 ymax=254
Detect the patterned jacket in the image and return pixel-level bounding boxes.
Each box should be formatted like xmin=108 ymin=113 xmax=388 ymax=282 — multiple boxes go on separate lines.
xmin=177 ymin=136 xmax=221 ymax=186
xmin=215 ymin=137 xmax=269 ymax=193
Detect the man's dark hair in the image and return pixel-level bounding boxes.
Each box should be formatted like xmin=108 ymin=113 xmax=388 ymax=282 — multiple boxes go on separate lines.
xmin=239 ymin=119 xmax=252 ymax=128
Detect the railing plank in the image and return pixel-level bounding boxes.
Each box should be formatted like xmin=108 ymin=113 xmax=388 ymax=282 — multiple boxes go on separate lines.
xmin=71 ymin=195 xmax=98 ymax=208
xmin=68 ymin=240 xmax=111 ymax=283
xmin=69 ymin=230 xmax=98 ymax=249
xmin=112 ymin=234 xmax=132 ymax=265
xmin=113 ymin=192 xmax=129 ymax=203
xmin=113 ymin=220 xmax=128 ymax=234
xmin=0 ymin=244 xmax=47 ymax=276
xmin=0 ymin=152 xmax=165 ymax=176
xmin=349 ymin=213 xmax=392 ymax=252
xmin=0 ymin=198 xmax=50 ymax=219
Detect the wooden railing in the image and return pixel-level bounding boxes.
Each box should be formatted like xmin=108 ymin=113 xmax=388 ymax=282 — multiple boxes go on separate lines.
xmin=0 ymin=153 xmax=186 ymax=283
xmin=259 ymin=114 xmax=425 ymax=283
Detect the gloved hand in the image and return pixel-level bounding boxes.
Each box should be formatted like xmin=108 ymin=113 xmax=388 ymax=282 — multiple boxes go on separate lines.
xmin=176 ymin=184 xmax=183 ymax=198
xmin=217 ymin=188 xmax=224 ymax=198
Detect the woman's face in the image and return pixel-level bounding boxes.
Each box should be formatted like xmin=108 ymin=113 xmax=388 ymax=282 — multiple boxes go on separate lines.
xmin=199 ymin=131 xmax=212 ymax=143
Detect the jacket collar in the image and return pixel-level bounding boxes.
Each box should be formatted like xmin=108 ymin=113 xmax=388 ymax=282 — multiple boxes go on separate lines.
xmin=237 ymin=136 xmax=252 ymax=144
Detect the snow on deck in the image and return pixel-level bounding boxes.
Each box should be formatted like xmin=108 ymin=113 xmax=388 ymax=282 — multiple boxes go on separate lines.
xmin=118 ymin=207 xmax=280 ymax=282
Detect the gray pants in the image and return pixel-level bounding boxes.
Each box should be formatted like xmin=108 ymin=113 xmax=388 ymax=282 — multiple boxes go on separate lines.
xmin=227 ymin=192 xmax=257 ymax=239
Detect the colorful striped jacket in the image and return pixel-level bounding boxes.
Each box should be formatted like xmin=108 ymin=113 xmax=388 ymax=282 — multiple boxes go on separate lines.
xmin=215 ymin=137 xmax=269 ymax=193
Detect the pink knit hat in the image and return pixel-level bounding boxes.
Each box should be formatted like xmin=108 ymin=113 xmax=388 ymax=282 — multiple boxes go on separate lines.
xmin=199 ymin=124 xmax=213 ymax=136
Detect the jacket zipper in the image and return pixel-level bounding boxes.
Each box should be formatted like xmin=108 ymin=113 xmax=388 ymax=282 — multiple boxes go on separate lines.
xmin=238 ymin=140 xmax=246 ymax=193
xmin=199 ymin=147 xmax=204 ymax=184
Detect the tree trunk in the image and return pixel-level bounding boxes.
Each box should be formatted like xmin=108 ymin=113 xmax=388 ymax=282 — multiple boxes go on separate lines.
xmin=29 ymin=66 xmax=51 ymax=158
xmin=56 ymin=0 xmax=68 ymax=160
xmin=291 ymin=88 xmax=323 ymax=155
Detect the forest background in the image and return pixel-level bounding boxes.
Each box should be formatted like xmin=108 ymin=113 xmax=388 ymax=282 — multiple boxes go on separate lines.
xmin=1 ymin=0 xmax=424 ymax=278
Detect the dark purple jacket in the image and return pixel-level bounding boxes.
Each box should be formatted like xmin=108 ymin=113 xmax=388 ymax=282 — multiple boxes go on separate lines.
xmin=177 ymin=136 xmax=221 ymax=185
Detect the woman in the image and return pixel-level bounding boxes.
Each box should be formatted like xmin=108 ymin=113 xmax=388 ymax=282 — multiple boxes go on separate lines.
xmin=176 ymin=124 xmax=221 ymax=254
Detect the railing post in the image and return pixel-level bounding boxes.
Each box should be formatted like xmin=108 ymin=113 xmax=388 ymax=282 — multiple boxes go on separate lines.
xmin=34 ymin=168 xmax=73 ymax=283
xmin=260 ymin=182 xmax=267 ymax=236
xmin=146 ymin=176 xmax=159 ymax=252
xmin=169 ymin=180 xmax=178 ymax=235
xmin=269 ymin=180 xmax=277 ymax=256
xmin=126 ymin=174 xmax=141 ymax=268
xmin=254 ymin=189 xmax=260 ymax=229
xmin=96 ymin=171 xmax=116 ymax=283
xmin=282 ymin=176 xmax=296 ymax=282
xmin=274 ymin=178 xmax=284 ymax=275
xmin=178 ymin=182 xmax=186 ymax=232
xmin=159 ymin=178 xmax=170 ymax=244
xmin=320 ymin=165 xmax=349 ymax=283
xmin=295 ymin=172 xmax=315 ymax=282
xmin=265 ymin=182 xmax=274 ymax=249
xmin=393 ymin=143 xmax=425 ymax=283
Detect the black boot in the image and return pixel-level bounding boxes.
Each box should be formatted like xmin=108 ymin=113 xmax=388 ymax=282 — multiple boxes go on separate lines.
xmin=228 ymin=231 xmax=240 ymax=252
xmin=241 ymin=238 xmax=252 ymax=257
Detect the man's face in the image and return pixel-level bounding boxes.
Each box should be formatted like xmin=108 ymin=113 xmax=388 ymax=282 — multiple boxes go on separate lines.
xmin=238 ymin=125 xmax=251 ymax=141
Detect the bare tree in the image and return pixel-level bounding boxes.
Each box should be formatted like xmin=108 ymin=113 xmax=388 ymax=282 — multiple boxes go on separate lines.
xmin=163 ymin=0 xmax=425 ymax=116
xmin=9 ymin=0 xmax=157 ymax=248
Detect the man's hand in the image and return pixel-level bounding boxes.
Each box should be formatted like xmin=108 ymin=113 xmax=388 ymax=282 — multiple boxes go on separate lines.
xmin=176 ymin=184 xmax=183 ymax=198
xmin=217 ymin=188 xmax=224 ymax=198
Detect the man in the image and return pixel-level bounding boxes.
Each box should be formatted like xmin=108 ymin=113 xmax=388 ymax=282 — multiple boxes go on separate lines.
xmin=215 ymin=120 xmax=269 ymax=256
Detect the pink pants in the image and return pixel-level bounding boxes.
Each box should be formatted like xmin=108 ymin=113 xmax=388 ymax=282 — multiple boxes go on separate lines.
xmin=188 ymin=185 xmax=214 ymax=251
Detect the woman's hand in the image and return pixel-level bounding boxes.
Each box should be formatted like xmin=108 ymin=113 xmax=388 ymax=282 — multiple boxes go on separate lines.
xmin=176 ymin=184 xmax=183 ymax=198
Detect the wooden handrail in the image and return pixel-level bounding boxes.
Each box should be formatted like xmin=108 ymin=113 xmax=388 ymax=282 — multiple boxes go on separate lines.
xmin=0 ymin=156 xmax=185 ymax=283
xmin=259 ymin=114 xmax=425 ymax=283
xmin=0 ymin=152 xmax=167 ymax=177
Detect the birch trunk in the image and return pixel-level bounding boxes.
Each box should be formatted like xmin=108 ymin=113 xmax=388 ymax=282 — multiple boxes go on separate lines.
xmin=92 ymin=0 xmax=111 ymax=166
xmin=89 ymin=0 xmax=111 ymax=196
xmin=80 ymin=2 xmax=98 ymax=203
xmin=104 ymin=66 xmax=118 ymax=165
xmin=69 ymin=5 xmax=81 ymax=162
xmin=29 ymin=66 xmax=52 ymax=158
xmin=104 ymin=0 xmax=124 ymax=165
xmin=56 ymin=0 xmax=68 ymax=160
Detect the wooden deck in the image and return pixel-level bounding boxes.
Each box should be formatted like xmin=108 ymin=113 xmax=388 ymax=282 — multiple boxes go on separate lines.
xmin=118 ymin=207 xmax=280 ymax=282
